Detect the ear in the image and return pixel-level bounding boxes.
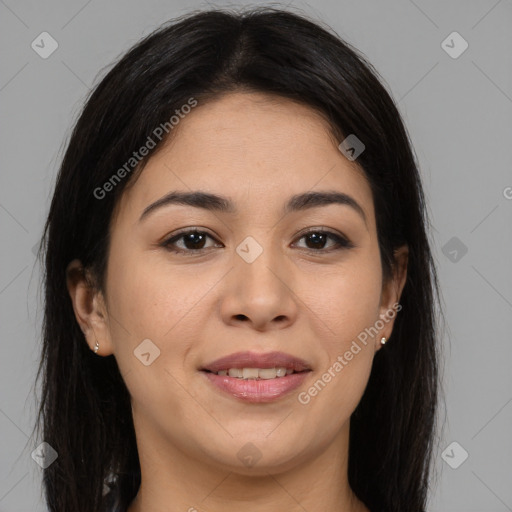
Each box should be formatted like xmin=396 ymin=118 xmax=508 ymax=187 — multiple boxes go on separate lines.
xmin=376 ymin=245 xmax=408 ymax=350
xmin=66 ymin=259 xmax=114 ymax=356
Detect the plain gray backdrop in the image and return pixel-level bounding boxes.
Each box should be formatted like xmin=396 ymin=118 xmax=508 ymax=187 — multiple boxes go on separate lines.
xmin=1 ymin=0 xmax=511 ymax=510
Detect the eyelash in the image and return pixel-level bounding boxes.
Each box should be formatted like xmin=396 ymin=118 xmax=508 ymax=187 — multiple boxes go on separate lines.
xmin=160 ymin=227 xmax=354 ymax=255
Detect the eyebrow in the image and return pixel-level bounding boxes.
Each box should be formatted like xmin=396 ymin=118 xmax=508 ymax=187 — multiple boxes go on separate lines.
xmin=139 ymin=190 xmax=367 ymax=225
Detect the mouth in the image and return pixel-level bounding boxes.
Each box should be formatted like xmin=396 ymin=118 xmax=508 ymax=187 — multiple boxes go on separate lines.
xmin=200 ymin=351 xmax=312 ymax=402
xmin=200 ymin=350 xmax=312 ymax=374
xmin=202 ymin=367 xmax=307 ymax=379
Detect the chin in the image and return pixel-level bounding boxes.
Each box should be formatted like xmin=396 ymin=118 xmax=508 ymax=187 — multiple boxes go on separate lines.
xmin=196 ymin=436 xmax=311 ymax=475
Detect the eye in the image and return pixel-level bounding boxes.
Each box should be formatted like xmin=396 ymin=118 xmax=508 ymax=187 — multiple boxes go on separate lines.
xmin=160 ymin=227 xmax=354 ymax=255
xmin=292 ymin=229 xmax=354 ymax=252
xmin=161 ymin=229 xmax=222 ymax=254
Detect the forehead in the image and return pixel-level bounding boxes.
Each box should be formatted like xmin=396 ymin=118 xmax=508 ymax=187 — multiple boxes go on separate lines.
xmin=114 ymin=92 xmax=375 ymax=226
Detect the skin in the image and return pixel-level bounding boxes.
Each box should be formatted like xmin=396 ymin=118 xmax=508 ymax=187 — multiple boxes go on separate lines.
xmin=67 ymin=92 xmax=408 ymax=512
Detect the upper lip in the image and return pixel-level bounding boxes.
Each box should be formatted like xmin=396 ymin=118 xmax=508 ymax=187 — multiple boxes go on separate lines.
xmin=201 ymin=351 xmax=312 ymax=373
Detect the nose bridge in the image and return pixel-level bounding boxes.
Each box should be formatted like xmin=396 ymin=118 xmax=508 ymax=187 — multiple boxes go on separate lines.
xmin=234 ymin=233 xmax=287 ymax=294
xmin=220 ymin=233 xmax=298 ymax=329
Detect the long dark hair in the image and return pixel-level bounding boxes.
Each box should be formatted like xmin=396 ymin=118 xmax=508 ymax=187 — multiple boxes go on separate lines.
xmin=33 ymin=7 xmax=443 ymax=512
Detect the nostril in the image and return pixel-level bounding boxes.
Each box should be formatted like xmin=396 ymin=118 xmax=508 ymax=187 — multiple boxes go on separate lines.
xmin=234 ymin=314 xmax=248 ymax=321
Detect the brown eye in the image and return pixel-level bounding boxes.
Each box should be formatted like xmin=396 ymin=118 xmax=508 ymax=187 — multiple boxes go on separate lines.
xmin=294 ymin=230 xmax=354 ymax=252
xmin=160 ymin=228 xmax=353 ymax=255
xmin=161 ymin=230 xmax=221 ymax=253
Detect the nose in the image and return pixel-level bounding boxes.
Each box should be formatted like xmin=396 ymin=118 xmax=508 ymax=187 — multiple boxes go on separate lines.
xmin=219 ymin=245 xmax=299 ymax=332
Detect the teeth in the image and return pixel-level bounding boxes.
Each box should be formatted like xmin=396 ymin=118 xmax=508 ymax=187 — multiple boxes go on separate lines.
xmin=242 ymin=368 xmax=259 ymax=379
xmin=217 ymin=367 xmax=294 ymax=379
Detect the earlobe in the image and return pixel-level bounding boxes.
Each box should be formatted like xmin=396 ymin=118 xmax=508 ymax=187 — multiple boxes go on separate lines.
xmin=65 ymin=259 xmax=114 ymax=356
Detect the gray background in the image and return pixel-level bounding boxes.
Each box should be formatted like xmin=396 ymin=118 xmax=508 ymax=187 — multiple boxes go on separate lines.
xmin=1 ymin=0 xmax=511 ymax=510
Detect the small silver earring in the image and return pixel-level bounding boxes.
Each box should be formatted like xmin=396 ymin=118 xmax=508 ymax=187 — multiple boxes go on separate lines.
xmin=94 ymin=340 xmax=100 ymax=354
xmin=380 ymin=337 xmax=387 ymax=345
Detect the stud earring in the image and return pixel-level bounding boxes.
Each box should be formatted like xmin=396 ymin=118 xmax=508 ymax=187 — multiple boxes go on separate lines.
xmin=380 ymin=337 xmax=387 ymax=345
xmin=94 ymin=340 xmax=100 ymax=354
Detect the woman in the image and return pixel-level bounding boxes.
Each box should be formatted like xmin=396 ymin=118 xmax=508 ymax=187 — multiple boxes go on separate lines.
xmin=34 ymin=7 xmax=442 ymax=512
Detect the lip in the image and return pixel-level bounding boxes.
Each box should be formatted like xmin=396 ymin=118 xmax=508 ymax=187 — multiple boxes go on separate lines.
xmin=200 ymin=350 xmax=312 ymax=373
xmin=202 ymin=371 xmax=311 ymax=403
xmin=200 ymin=351 xmax=312 ymax=403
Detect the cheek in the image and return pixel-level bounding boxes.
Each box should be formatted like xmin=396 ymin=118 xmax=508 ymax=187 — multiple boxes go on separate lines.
xmin=296 ymin=268 xmax=380 ymax=442
xmin=312 ymin=254 xmax=383 ymax=345
xmin=297 ymin=251 xmax=382 ymax=413
xmin=104 ymin=245 xmax=221 ymax=388
xmin=104 ymin=256 xmax=207 ymax=411
xmin=106 ymin=242 xmax=213 ymax=338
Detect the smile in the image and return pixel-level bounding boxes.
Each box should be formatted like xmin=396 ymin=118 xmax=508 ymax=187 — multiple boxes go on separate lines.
xmin=212 ymin=367 xmax=295 ymax=379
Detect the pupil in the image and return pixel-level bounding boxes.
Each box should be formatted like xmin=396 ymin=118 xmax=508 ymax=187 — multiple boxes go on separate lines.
xmin=185 ymin=232 xmax=205 ymax=249
xmin=307 ymin=233 xmax=325 ymax=249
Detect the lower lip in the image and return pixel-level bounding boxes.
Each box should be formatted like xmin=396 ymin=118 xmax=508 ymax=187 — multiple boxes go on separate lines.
xmin=202 ymin=371 xmax=310 ymax=403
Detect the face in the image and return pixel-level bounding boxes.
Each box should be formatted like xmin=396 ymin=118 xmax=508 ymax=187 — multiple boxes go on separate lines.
xmin=68 ymin=92 xmax=407 ymax=475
